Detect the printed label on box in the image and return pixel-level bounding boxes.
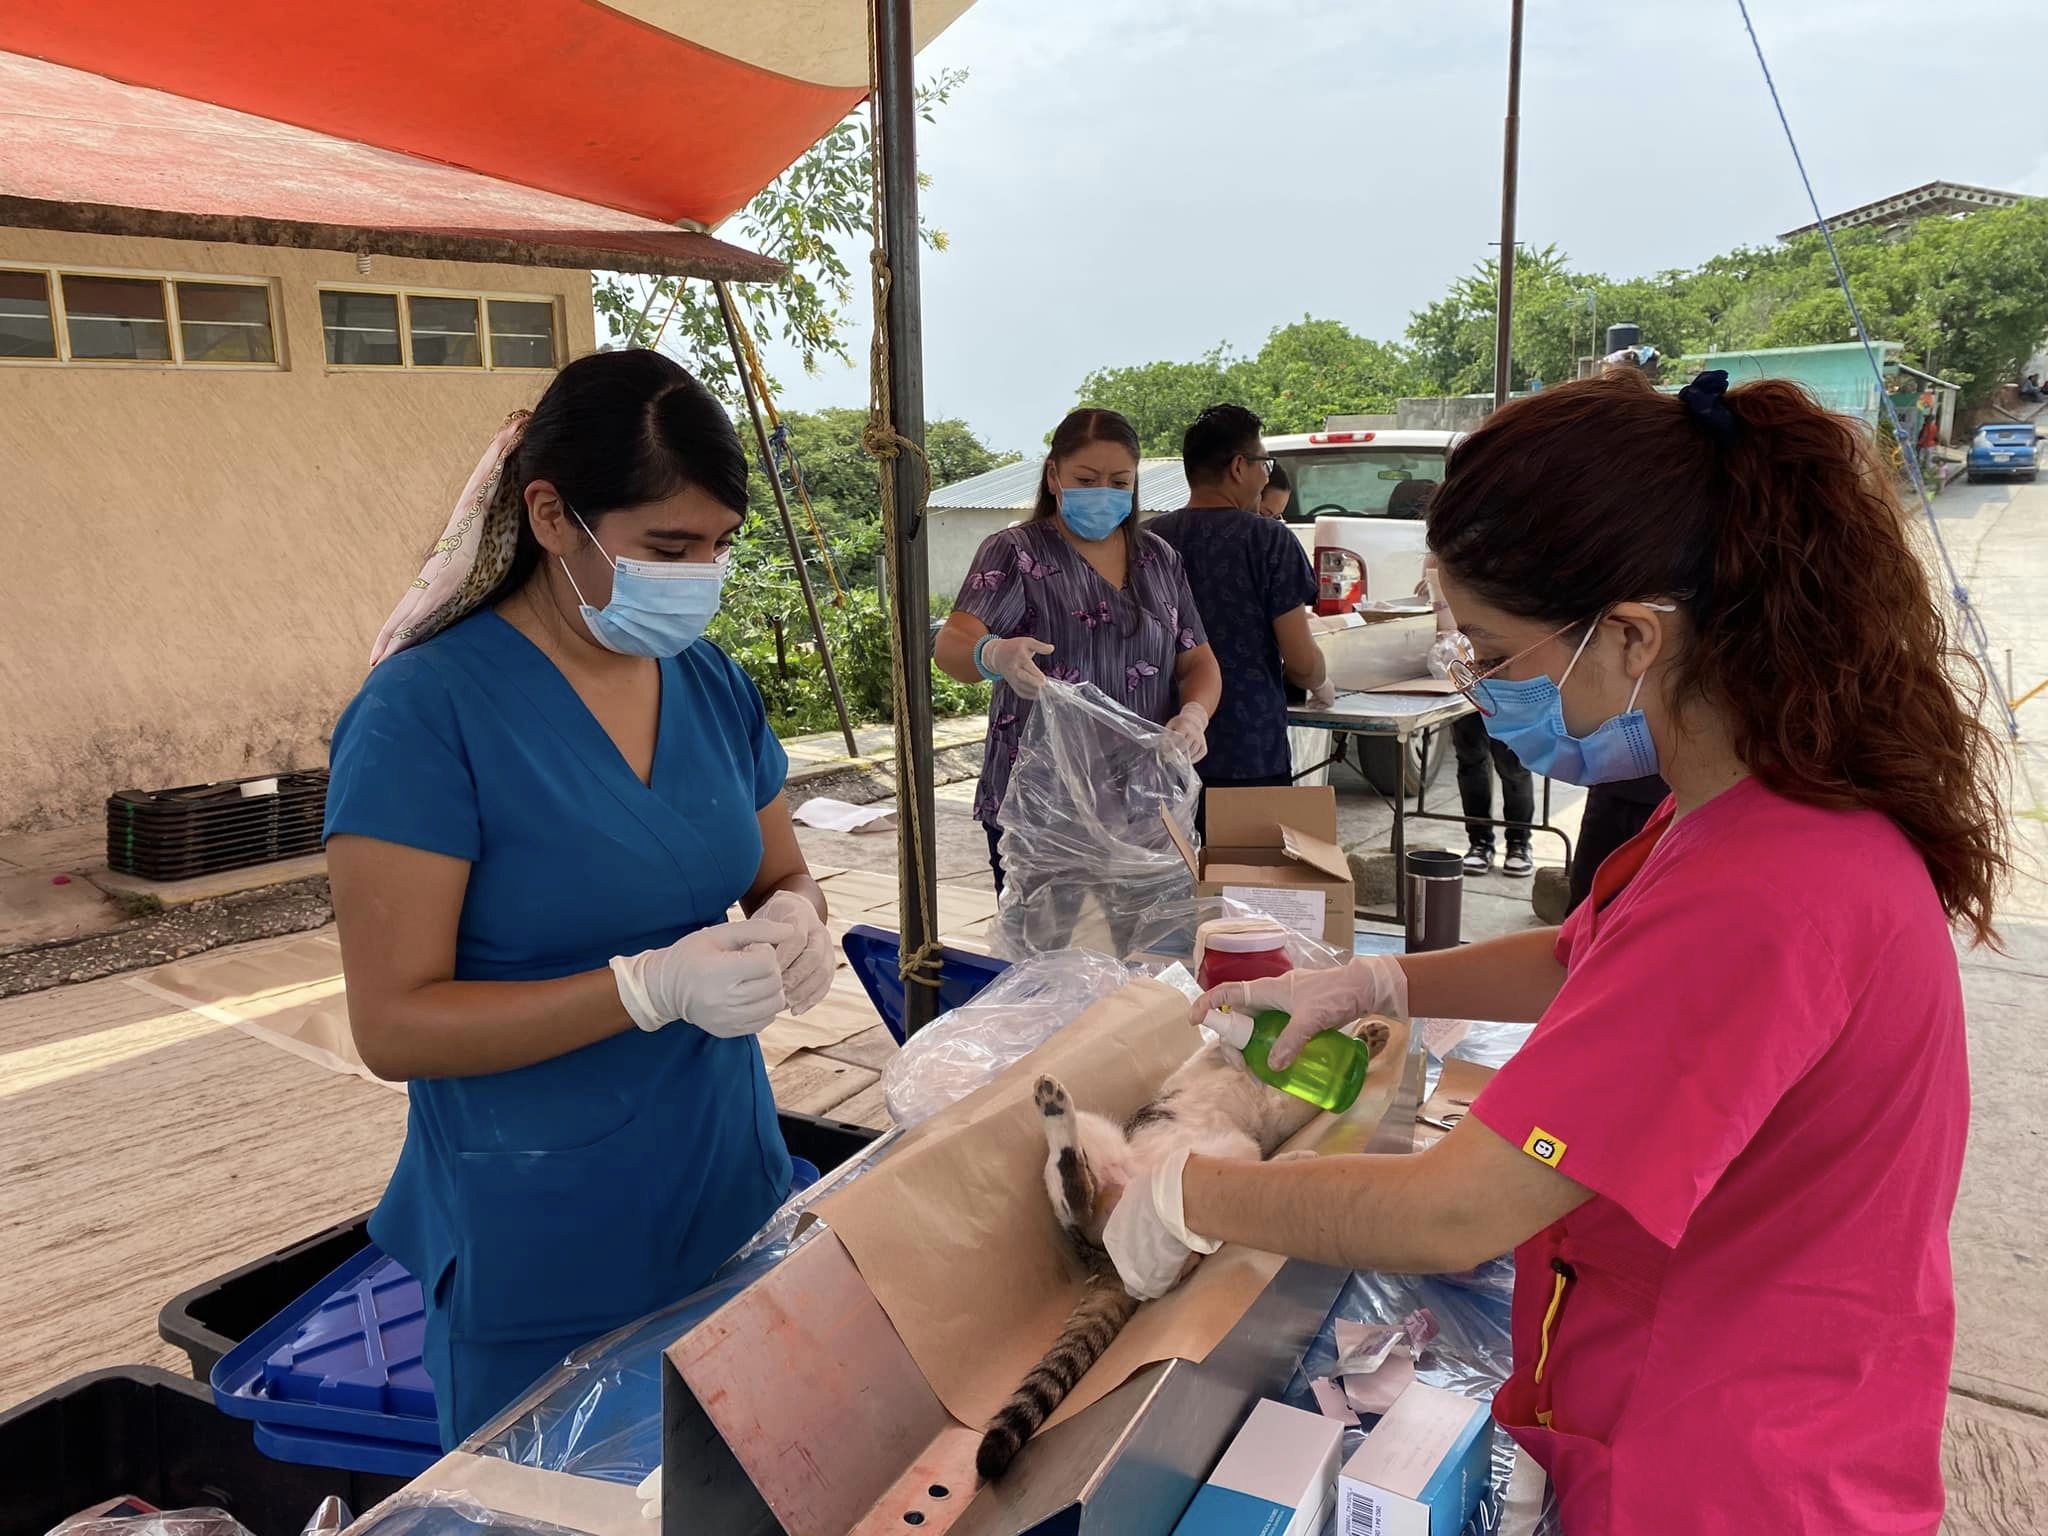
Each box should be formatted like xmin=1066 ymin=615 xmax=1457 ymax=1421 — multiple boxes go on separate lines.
xmin=1220 ymin=885 xmax=1327 ymax=938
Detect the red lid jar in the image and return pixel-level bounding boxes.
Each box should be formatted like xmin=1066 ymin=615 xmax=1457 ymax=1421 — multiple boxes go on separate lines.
xmin=1197 ymin=923 xmax=1296 ymax=992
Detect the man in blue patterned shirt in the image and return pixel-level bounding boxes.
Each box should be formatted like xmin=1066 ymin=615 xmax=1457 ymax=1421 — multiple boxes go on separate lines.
xmin=1151 ymin=405 xmax=1333 ymax=830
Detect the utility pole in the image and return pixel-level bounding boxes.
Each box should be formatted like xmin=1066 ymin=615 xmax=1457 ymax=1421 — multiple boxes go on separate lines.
xmin=873 ymin=0 xmax=941 ymax=1035
xmin=1493 ymin=0 xmax=1525 ymax=409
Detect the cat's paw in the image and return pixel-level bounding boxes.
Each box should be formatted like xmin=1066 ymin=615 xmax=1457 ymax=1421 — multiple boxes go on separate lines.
xmin=1035 ymin=1076 xmax=1072 ymax=1117
xmin=1362 ymin=1018 xmax=1392 ymax=1055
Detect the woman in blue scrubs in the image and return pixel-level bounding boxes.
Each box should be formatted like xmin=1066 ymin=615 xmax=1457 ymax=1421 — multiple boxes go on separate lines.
xmin=324 ymin=350 xmax=836 ymax=1447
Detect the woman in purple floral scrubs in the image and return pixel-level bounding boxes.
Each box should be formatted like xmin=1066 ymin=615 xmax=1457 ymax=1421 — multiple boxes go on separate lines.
xmin=935 ymin=407 xmax=1223 ymax=892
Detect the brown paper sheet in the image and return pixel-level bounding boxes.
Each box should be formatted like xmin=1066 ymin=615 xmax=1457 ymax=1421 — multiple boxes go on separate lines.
xmin=756 ymin=969 xmax=884 ymax=1068
xmin=127 ymin=933 xmax=399 ymax=1090
xmin=810 ymin=980 xmax=1411 ymax=1434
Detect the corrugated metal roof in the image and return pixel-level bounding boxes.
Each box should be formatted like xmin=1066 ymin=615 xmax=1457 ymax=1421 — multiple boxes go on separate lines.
xmin=930 ymin=457 xmax=1191 ymax=513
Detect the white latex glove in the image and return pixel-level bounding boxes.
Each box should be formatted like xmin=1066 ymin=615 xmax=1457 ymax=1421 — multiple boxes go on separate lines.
xmin=756 ymin=890 xmax=834 ymax=1016
xmin=978 ymin=634 xmax=1055 ymax=698
xmin=637 ymin=1466 xmax=662 ymax=1520
xmin=1104 ymin=1147 xmax=1220 ymax=1301
xmin=611 ymin=918 xmax=792 ymax=1038
xmin=1194 ymin=955 xmax=1409 ymax=1070
xmin=1307 ymin=674 xmax=1338 ymax=709
xmin=1162 ymin=701 xmax=1210 ymax=765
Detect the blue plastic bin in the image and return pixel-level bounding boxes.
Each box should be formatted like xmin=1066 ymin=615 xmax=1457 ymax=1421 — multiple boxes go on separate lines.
xmin=841 ymin=922 xmax=1010 ymax=1043
xmin=211 ymin=1159 xmax=825 ymax=1476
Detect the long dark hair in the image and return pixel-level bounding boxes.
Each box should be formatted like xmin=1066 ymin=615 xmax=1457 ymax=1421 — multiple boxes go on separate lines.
xmin=480 ymin=349 xmax=749 ymax=611
xmin=1034 ymin=408 xmax=1148 ymax=624
xmin=1428 ymin=368 xmax=2008 ymax=945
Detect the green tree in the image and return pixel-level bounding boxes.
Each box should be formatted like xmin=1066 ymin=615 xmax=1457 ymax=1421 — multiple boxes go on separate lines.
xmin=1074 ymin=348 xmax=1254 ymax=454
xmin=739 ymin=407 xmax=1011 ymax=592
xmin=1243 ymin=318 xmax=1422 ymax=432
xmin=710 ymin=407 xmax=1009 ymax=736
xmin=1403 ymin=245 xmax=1603 ymax=394
xmin=591 ymin=68 xmax=967 ymax=398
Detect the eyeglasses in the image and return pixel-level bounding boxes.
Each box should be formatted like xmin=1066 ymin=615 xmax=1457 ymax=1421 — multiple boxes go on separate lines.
xmin=1242 ymin=454 xmax=1277 ymax=476
xmin=1432 ymin=601 xmax=1679 ymax=716
xmin=1436 ymin=624 xmax=1575 ymax=717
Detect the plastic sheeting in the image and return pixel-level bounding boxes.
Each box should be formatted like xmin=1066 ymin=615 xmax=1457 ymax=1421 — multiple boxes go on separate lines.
xmin=49 ymin=1498 xmax=352 ymax=1536
xmin=994 ymin=682 xmax=1201 ymax=961
xmin=45 ymin=1515 xmax=255 ymax=1536
xmin=458 ymin=1130 xmax=899 ymax=1485
xmin=881 ymin=949 xmax=1136 ymax=1126
xmin=335 ymin=1494 xmax=585 ymax=1536
xmin=1287 ymin=1270 xmax=1523 ymax=1536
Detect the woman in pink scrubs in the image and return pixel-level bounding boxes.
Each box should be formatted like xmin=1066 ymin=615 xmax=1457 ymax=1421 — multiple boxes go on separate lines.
xmin=1103 ymin=368 xmax=2008 ymax=1533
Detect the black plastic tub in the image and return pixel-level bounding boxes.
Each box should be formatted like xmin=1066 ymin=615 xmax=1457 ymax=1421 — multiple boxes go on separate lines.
xmin=106 ymin=773 xmax=328 ymax=884
xmin=159 ymin=1111 xmax=882 ymax=1382
xmin=159 ymin=1217 xmax=373 ymax=1383
xmin=0 ymin=1366 xmax=408 ymax=1536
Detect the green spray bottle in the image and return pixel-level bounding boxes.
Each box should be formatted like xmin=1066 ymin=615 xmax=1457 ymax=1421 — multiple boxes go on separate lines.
xmin=1206 ymin=1007 xmax=1372 ymax=1113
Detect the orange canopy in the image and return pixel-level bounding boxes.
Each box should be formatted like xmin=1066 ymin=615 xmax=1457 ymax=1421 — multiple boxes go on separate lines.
xmin=2 ymin=0 xmax=974 ymax=228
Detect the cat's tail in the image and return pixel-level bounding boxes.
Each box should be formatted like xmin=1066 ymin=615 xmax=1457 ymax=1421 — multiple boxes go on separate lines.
xmin=974 ymin=1268 xmax=1139 ymax=1483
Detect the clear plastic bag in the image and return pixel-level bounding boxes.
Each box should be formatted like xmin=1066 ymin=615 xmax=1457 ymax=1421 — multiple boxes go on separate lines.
xmin=46 ymin=1515 xmax=253 ymax=1536
xmin=880 ymin=949 xmax=1135 ymax=1126
xmin=338 ymin=1493 xmax=589 ymax=1536
xmin=300 ymin=1501 xmax=353 ymax=1536
xmin=993 ymin=682 xmax=1200 ymax=960
xmin=1285 ymin=1268 xmax=1522 ymax=1534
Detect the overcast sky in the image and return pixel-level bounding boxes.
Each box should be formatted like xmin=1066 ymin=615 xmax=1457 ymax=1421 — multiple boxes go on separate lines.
xmin=755 ymin=0 xmax=2048 ymax=455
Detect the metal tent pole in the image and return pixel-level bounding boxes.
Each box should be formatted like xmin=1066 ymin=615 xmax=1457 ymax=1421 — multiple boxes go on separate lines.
xmin=1492 ymin=0 xmax=1525 ymax=409
xmin=874 ymin=0 xmax=940 ymax=1035
xmin=714 ymin=281 xmax=859 ymax=758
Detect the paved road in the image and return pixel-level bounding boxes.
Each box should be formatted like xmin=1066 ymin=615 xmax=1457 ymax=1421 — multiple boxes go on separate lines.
xmin=1916 ymin=475 xmax=2048 ymax=1445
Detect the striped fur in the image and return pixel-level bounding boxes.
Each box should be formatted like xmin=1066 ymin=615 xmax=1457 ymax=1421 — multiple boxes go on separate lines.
xmin=979 ymin=1029 xmax=1377 ymax=1482
xmin=974 ymin=1268 xmax=1139 ymax=1481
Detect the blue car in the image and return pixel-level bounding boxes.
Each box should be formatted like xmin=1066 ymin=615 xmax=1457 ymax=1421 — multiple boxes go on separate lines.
xmin=1966 ymin=422 xmax=2040 ymax=482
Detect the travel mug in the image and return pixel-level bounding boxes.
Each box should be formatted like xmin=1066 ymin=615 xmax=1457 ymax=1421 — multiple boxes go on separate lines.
xmin=1404 ymin=848 xmax=1465 ymax=952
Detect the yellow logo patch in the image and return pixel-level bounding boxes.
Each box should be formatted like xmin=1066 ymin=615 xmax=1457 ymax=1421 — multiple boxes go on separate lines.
xmin=1522 ymin=1127 xmax=1567 ymax=1168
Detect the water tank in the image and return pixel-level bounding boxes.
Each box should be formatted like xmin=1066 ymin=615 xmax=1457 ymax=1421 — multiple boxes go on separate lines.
xmin=1604 ymin=323 xmax=1642 ymax=354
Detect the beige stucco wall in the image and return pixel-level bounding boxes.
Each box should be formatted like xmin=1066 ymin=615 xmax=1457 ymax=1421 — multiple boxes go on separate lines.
xmin=0 ymin=228 xmax=595 ymax=832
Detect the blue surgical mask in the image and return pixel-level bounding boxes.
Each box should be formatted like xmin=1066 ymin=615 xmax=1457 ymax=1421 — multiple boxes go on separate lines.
xmin=560 ymin=507 xmax=726 ymax=657
xmin=1478 ymin=619 xmax=1660 ymax=785
xmin=1058 ymin=485 xmax=1133 ymax=542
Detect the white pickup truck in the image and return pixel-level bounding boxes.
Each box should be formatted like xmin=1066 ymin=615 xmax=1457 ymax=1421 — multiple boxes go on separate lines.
xmin=1267 ymin=428 xmax=1461 ymax=610
xmin=1269 ymin=428 xmax=1462 ymax=795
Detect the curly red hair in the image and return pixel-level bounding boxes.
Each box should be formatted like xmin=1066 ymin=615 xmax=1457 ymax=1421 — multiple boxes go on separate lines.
xmin=1428 ymin=368 xmax=2009 ymax=946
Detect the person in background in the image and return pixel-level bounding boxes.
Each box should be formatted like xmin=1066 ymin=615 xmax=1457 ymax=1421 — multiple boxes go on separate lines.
xmin=934 ymin=406 xmax=1222 ymax=896
xmin=1567 ymin=774 xmax=1669 ymax=913
xmin=1103 ymin=367 xmax=2004 ymax=1534
xmin=1455 ymin=714 xmax=1535 ymax=876
xmin=1436 ymin=528 xmax=1533 ymax=879
xmin=2019 ymin=372 xmax=2043 ymax=404
xmin=324 ymin=351 xmax=834 ymax=1446
xmin=1258 ymin=461 xmax=1292 ymax=520
xmin=1150 ymin=405 xmax=1335 ymax=826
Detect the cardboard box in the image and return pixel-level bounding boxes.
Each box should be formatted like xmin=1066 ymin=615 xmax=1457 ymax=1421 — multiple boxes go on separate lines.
xmin=1166 ymin=785 xmax=1356 ymax=952
xmin=1337 ymin=1382 xmax=1494 ymax=1536
xmin=1172 ymin=1398 xmax=1344 ymax=1536
xmin=1313 ymin=611 xmax=1436 ymax=692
